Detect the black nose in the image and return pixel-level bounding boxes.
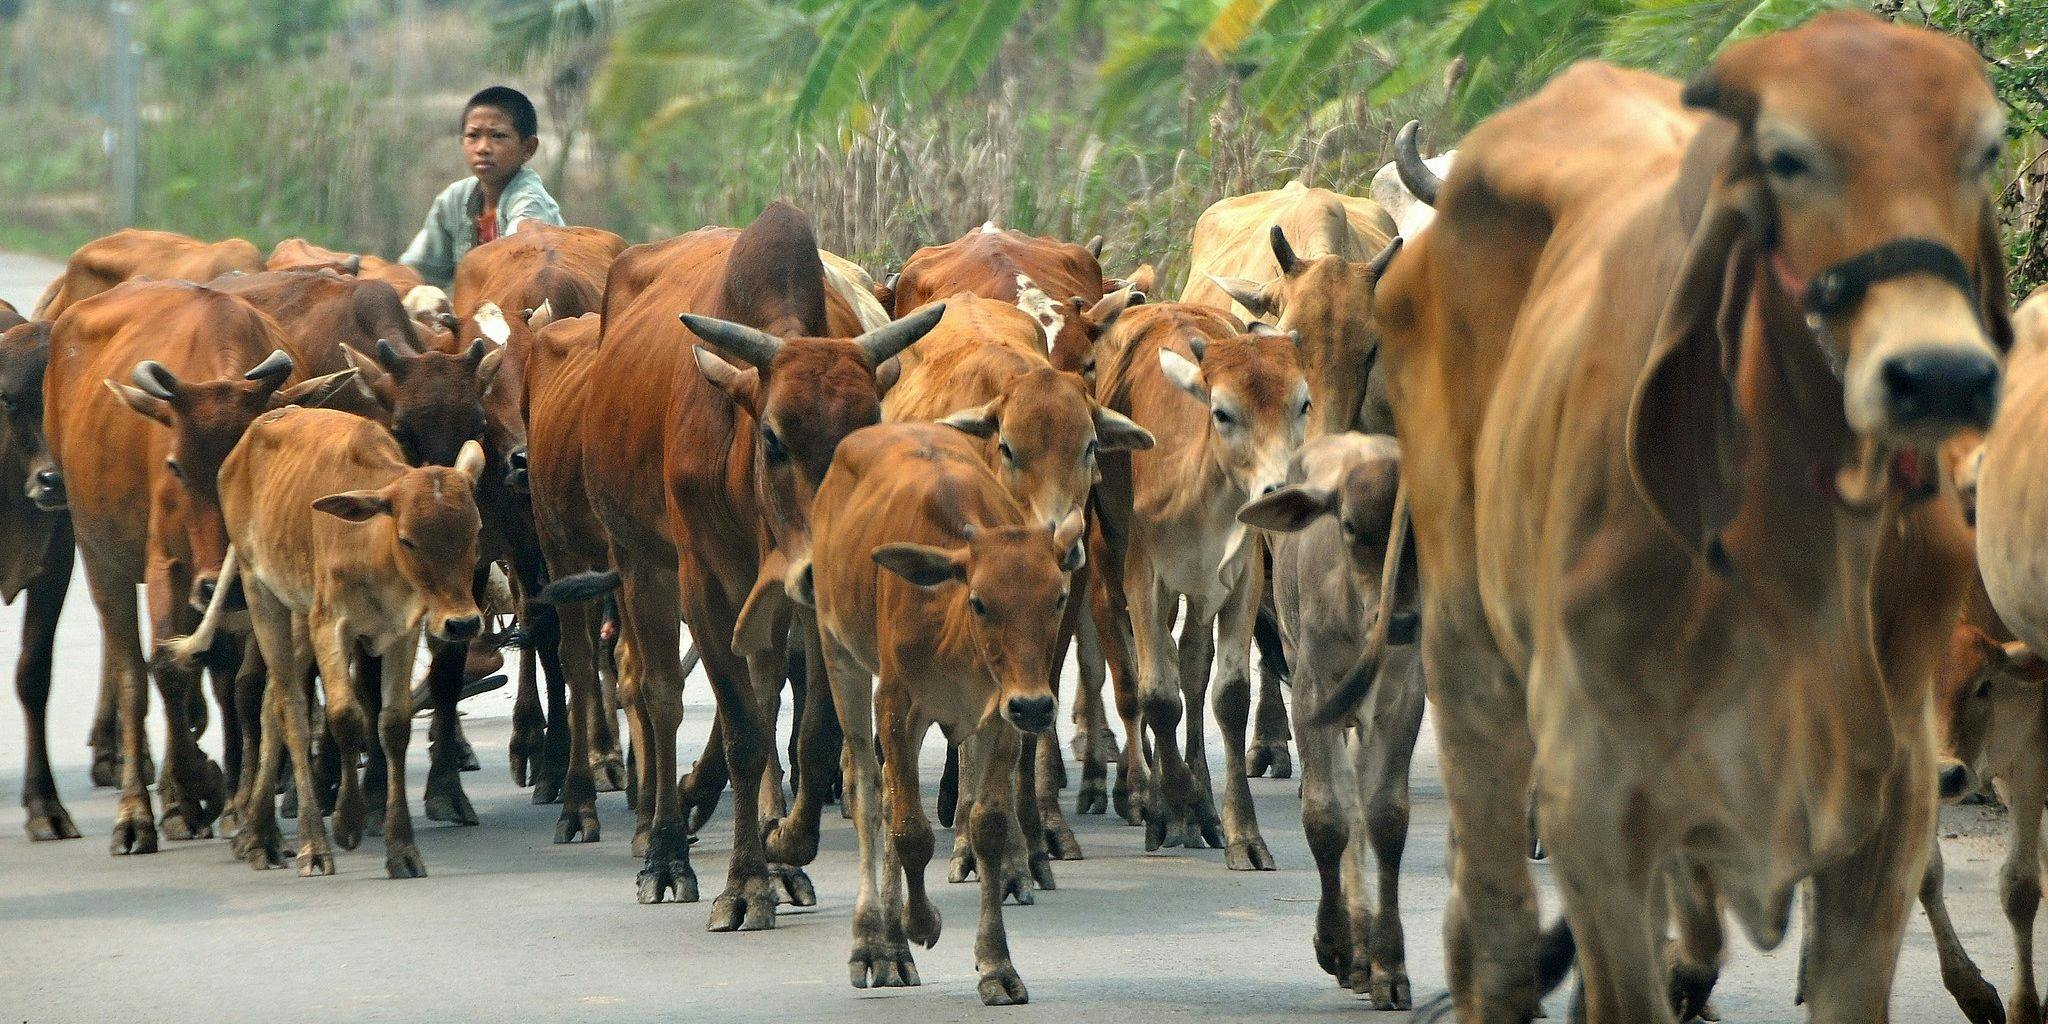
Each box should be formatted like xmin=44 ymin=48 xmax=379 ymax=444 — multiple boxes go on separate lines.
xmin=1006 ymin=695 xmax=1056 ymax=733
xmin=506 ymin=449 xmax=530 ymax=491
xmin=509 ymin=448 xmax=528 ymax=471
xmin=1261 ymin=483 xmax=1282 ymax=496
xmin=1881 ymin=350 xmax=2000 ymax=429
xmin=442 ymin=615 xmax=482 ymax=641
xmin=197 ymin=578 xmax=217 ymax=605
xmin=1938 ymin=763 xmax=1970 ymax=801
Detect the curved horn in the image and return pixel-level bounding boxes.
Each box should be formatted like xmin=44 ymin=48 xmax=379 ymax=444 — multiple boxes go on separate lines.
xmin=341 ymin=254 xmax=362 ymax=275
xmin=132 ymin=361 xmax=180 ymax=401
xmin=375 ymin=338 xmax=406 ymax=373
xmin=243 ymin=349 xmax=295 ymax=383
xmin=1086 ymin=235 xmax=1105 ymax=259
xmin=856 ymin=303 xmax=946 ymax=368
xmin=678 ymin=312 xmax=784 ymax=369
xmin=1394 ymin=121 xmax=1443 ymax=207
xmin=1369 ymin=236 xmax=1404 ymax=278
xmin=1270 ymin=225 xmax=1301 ymax=276
xmin=463 ymin=338 xmax=487 ymax=367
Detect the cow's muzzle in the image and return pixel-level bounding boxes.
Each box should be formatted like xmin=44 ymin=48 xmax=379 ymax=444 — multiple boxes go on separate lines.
xmin=27 ymin=468 xmax=64 ymax=511
xmin=437 ymin=615 xmax=484 ymax=643
xmin=1004 ymin=695 xmax=1057 ymax=735
xmin=506 ymin=447 xmax=529 ymax=492
xmin=1880 ymin=349 xmax=1999 ymax=432
xmin=1936 ymin=759 xmax=1973 ymax=802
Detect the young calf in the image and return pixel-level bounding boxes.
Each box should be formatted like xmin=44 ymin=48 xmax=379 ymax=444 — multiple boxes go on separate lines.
xmin=1238 ymin=433 xmax=1420 ymax=1009
xmin=804 ymin=423 xmax=1085 ymax=1005
xmin=173 ymin=407 xmax=485 ymax=877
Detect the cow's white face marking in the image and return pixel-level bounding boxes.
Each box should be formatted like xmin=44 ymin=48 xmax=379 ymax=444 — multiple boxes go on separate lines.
xmin=1016 ymin=275 xmax=1064 ymax=350
xmin=474 ymin=302 xmax=511 ymax=345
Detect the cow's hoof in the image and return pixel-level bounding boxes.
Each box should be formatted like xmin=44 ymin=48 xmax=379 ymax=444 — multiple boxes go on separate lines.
xmin=1113 ymin=785 xmax=1138 ymax=825
xmin=849 ymin=943 xmax=920 ymax=989
xmin=90 ymin=751 xmax=119 ymax=789
xmin=424 ymin=786 xmax=478 ymax=826
xmin=977 ymin=966 xmax=1029 ymax=1006
xmin=297 ymin=841 xmax=336 ymax=877
xmin=707 ymin=882 xmax=777 ymax=932
xmin=1029 ymin=851 xmax=1057 ymax=891
xmin=1694 ymin=999 xmax=1722 ymax=1023
xmin=593 ymin=754 xmax=627 ymax=793
xmin=555 ymin=805 xmax=600 ymax=844
xmin=1001 ymin=866 xmax=1035 ymax=906
xmin=904 ymin=898 xmax=942 ymax=948
xmin=26 ymin=803 xmax=81 ymax=842
xmin=1249 ymin=741 xmax=1292 ymax=779
xmin=531 ymin=766 xmax=565 ymax=805
xmin=1076 ymin=780 xmax=1107 ymax=816
xmin=333 ymin=791 xmax=366 ymax=851
xmin=1044 ymin=823 xmax=1083 ymax=861
xmin=1374 ymin=973 xmax=1413 ymax=1011
xmin=764 ymin=818 xmax=820 ymax=866
xmin=1669 ymin=960 xmax=1718 ymax=1022
xmin=458 ymin=737 xmax=481 ymax=773
xmin=1144 ymin=811 xmax=1176 ymax=852
xmin=109 ymin=813 xmax=158 ymax=856
xmin=773 ymin=864 xmax=816 ymax=907
xmin=1314 ymin=928 xmax=1351 ymax=980
xmin=1226 ymin=837 xmax=1276 ymax=871
xmin=1344 ymin=964 xmax=1371 ymax=994
xmin=949 ymin=849 xmax=976 ymax=883
xmin=385 ymin=844 xmax=427 ymax=879
xmin=1412 ymin=992 xmax=1459 ymax=1023
xmin=234 ymin=822 xmax=283 ymax=868
xmin=636 ymin=858 xmax=698 ymax=904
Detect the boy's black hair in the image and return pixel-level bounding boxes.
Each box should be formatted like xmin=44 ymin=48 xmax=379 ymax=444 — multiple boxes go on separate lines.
xmin=463 ymin=86 xmax=539 ymax=139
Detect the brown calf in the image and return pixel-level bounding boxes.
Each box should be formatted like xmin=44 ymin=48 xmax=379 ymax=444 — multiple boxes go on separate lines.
xmin=805 ymin=422 xmax=1085 ymax=1005
xmin=892 ymin=223 xmax=1133 ymax=374
xmin=36 ymin=228 xmax=262 ymax=320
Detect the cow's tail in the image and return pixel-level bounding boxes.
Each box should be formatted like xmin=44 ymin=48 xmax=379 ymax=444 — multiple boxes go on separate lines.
xmin=158 ymin=546 xmax=240 ymax=667
xmin=1313 ymin=478 xmax=1408 ymax=725
xmin=533 ymin=569 xmax=621 ymax=606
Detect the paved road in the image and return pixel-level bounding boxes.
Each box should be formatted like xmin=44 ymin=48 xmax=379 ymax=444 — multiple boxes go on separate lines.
xmin=0 ymin=251 xmax=2022 ymax=1022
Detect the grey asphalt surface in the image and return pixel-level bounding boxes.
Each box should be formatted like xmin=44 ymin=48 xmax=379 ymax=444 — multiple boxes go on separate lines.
xmin=0 ymin=250 xmax=2022 ymax=1022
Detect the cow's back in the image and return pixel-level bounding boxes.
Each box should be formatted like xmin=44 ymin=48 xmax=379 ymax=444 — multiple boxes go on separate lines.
xmin=882 ymin=295 xmax=1048 ymax=422
xmin=453 ymin=224 xmax=626 ymax=319
xmin=1977 ymin=287 xmax=2048 ymax=654
xmin=223 ymin=407 xmax=405 ymax=604
xmin=39 ymin=229 xmax=262 ymax=320
xmin=210 ymin=269 xmax=415 ymax=375
xmin=1182 ymin=183 xmax=1396 ymax=316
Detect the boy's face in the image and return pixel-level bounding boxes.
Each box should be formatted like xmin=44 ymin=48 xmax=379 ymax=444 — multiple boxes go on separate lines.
xmin=461 ymin=106 xmax=538 ymax=191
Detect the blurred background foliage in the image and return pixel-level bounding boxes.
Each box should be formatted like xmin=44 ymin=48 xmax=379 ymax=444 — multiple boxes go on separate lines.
xmin=2 ymin=0 xmax=2043 ymax=293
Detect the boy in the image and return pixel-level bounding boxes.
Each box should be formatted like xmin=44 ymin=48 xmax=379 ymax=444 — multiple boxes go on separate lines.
xmin=400 ymin=86 xmax=565 ymax=287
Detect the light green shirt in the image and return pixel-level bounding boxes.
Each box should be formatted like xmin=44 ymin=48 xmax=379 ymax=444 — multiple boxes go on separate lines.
xmin=399 ymin=167 xmax=565 ymax=287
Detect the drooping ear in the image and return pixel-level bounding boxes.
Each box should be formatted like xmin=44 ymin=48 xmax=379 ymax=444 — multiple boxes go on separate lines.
xmin=875 ymin=355 xmax=902 ymax=396
xmin=1158 ymin=348 xmax=1208 ymax=402
xmin=1238 ymin=483 xmax=1337 ymax=533
xmin=939 ymin=399 xmax=1001 ymax=439
xmin=872 ymin=542 xmax=968 ymax=590
xmin=476 ymin=343 xmax=507 ymax=393
xmin=1207 ymin=274 xmax=1272 ymax=318
xmin=270 ymin=368 xmax=360 ymax=410
xmin=1124 ymin=264 xmax=1157 ymax=296
xmin=1053 ymin=507 xmax=1087 ymax=572
xmin=1091 ymin=405 xmax=1154 ymax=451
xmin=104 ymin=380 xmax=174 ymax=427
xmin=342 ymin=344 xmax=396 ymax=409
xmin=733 ymin=549 xmax=790 ymax=656
xmin=693 ymin=346 xmax=761 ymax=415
xmin=1625 ymin=176 xmax=1756 ymax=561
xmin=454 ymin=439 xmax=487 ymax=486
xmin=1976 ymin=197 xmax=2016 ymax=353
xmin=313 ymin=489 xmax=393 ymax=522
xmin=1084 ymin=287 xmax=1142 ymax=337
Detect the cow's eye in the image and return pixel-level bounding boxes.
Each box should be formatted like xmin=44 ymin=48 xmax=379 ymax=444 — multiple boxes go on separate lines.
xmin=0 ymin=395 xmax=14 ymax=411
xmin=1764 ymin=148 xmax=1810 ymax=180
xmin=1977 ymin=679 xmax=1995 ymax=699
xmin=1083 ymin=439 xmax=1098 ymax=461
xmin=761 ymin=426 xmax=787 ymax=462
xmin=1213 ymin=408 xmax=1234 ymax=428
xmin=1340 ymin=519 xmax=1357 ymax=539
xmin=1054 ymin=592 xmax=1068 ymax=612
xmin=998 ymin=440 xmax=1014 ymax=464
xmin=399 ymin=535 xmax=418 ymax=551
xmin=1977 ymin=139 xmax=2006 ymax=175
xmin=165 ymin=458 xmax=186 ymax=481
xmin=969 ymin=595 xmax=987 ymax=616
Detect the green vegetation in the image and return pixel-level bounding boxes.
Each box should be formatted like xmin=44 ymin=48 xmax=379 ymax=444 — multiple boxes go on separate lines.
xmin=3 ymin=0 xmax=2043 ymax=293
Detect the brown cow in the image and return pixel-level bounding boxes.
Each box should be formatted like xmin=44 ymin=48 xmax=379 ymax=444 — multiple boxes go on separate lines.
xmin=0 ymin=319 xmax=79 ymax=840
xmin=804 ymin=421 xmax=1086 ymax=1004
xmin=36 ymin=228 xmax=262 ymax=320
xmin=450 ymin=223 xmax=625 ymax=320
xmin=1368 ymin=14 xmax=2005 ymax=1020
xmin=575 ymin=202 xmax=937 ymax=929
xmin=265 ymin=237 xmax=426 ymax=296
xmin=892 ymin=223 xmax=1135 ymax=374
xmin=171 ymin=410 xmax=485 ymax=877
xmin=47 ymin=279 xmax=352 ymax=854
xmin=1092 ymin=304 xmax=1309 ymax=868
xmin=1239 ymin=433 xmax=1422 ymax=1008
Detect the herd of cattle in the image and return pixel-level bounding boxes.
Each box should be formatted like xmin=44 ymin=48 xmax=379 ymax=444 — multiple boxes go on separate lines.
xmin=12 ymin=11 xmax=2048 ymax=1021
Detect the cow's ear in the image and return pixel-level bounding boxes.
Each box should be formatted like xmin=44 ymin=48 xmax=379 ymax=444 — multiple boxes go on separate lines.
xmin=1625 ymin=173 xmax=1755 ymax=564
xmin=313 ymin=490 xmax=393 ymax=522
xmin=1092 ymin=405 xmax=1154 ymax=452
xmin=342 ymin=344 xmax=395 ymax=408
xmin=1207 ymin=274 xmax=1272 ymax=318
xmin=1084 ymin=287 xmax=1142 ymax=337
xmin=454 ymin=440 xmax=487 ymax=486
xmin=873 ymin=543 xmax=968 ymax=590
xmin=1975 ymin=196 xmax=2016 ymax=353
xmin=1238 ymin=484 xmax=1336 ymax=533
xmin=693 ymin=347 xmax=760 ymax=415
xmin=1124 ymin=264 xmax=1157 ymax=296
xmin=1158 ymin=349 xmax=1208 ymax=402
xmin=476 ymin=343 xmax=507 ymax=394
xmin=939 ymin=399 xmax=1001 ymax=439
xmin=270 ymin=368 xmax=360 ymax=410
xmin=1053 ymin=507 xmax=1087 ymax=572
xmin=104 ymin=380 xmax=174 ymax=427
xmin=875 ymin=355 xmax=902 ymax=396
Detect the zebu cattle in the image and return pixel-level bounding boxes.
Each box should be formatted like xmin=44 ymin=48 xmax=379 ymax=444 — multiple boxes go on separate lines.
xmin=1091 ymin=304 xmax=1309 ymax=868
xmin=36 ymin=228 xmax=263 ymax=320
xmin=1371 ymin=122 xmax=1458 ymax=241
xmin=46 ymin=279 xmax=352 ymax=854
xmin=1367 ymin=14 xmax=2007 ymax=1020
xmin=891 ymin=223 xmax=1133 ymax=375
xmin=804 ymin=422 xmax=1086 ymax=1004
xmin=266 ymin=237 xmax=427 ymax=296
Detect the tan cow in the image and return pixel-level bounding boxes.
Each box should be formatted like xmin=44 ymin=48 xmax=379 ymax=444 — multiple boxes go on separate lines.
xmin=36 ymin=229 xmax=263 ymax=320
xmin=170 ymin=409 xmax=485 ymax=877
xmin=1238 ymin=433 xmax=1422 ymax=1009
xmin=891 ymin=223 xmax=1138 ymax=375
xmin=803 ymin=421 xmax=1086 ymax=1005
xmin=265 ymin=238 xmax=426 ymax=296
xmin=1091 ymin=303 xmax=1309 ymax=868
xmin=1368 ymin=13 xmax=2005 ymax=1020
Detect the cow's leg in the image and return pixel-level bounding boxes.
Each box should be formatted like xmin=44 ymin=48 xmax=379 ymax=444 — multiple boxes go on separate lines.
xmin=1541 ymin=760 xmax=1667 ymax=1023
xmin=255 ymin=594 xmax=332 ymax=875
xmin=19 ymin=528 xmax=76 ymax=841
xmin=533 ymin=640 xmax=570 ymax=803
xmin=1802 ymin=760 xmax=1938 ymax=1024
xmin=509 ymin=627 xmax=544 ymax=788
xmin=1425 ymin=617 xmax=1541 ymax=1023
xmin=421 ymin=639 xmax=479 ymax=825
xmin=1013 ymin=729 xmax=1054 ymax=896
xmin=234 ymin=672 xmax=287 ymax=869
xmin=552 ymin=597 xmax=603 ymax=844
xmin=949 ymin=734 xmax=984 ymax=881
xmin=619 ymin=563 xmax=696 ymax=905
xmin=375 ymin=634 xmax=426 ymax=878
xmin=1293 ymin=665 xmax=1354 ymax=985
xmin=881 ymin=693 xmax=938 ymax=958
xmin=1662 ymin=858 xmax=1723 ymax=1021
xmin=143 ymin=557 xmax=221 ymax=840
xmin=91 ymin=570 xmax=158 ymax=855
xmin=1248 ymin=602 xmax=1293 ymax=780
xmin=1361 ymin=660 xmax=1426 ymax=1011
xmin=227 ymin=636 xmax=267 ymax=831
xmin=616 ymin=631 xmax=656 ymax=855
xmin=1072 ymin=601 xmax=1114 ymax=816
xmin=1336 ymin=729 xmax=1376 ymax=995
xmin=828 ymin=636 xmax=916 ymax=988
xmin=748 ymin=645 xmax=789 ymax=821
xmin=971 ymin=721 xmax=1029 ymax=1005
xmin=89 ymin=646 xmax=122 ymax=788
xmin=206 ymin=637 xmax=243 ymax=823
xmin=677 ymin=716 xmax=729 ymax=836
xmin=309 ymin=609 xmax=368 ymax=852
xmin=357 ymin=650 xmax=388 ymax=835
xmin=1035 ymin=595 xmax=1083 ymax=859
xmin=768 ymin=611 xmax=841 ymax=869
xmin=699 ymin=630 xmax=790 ymax=930
xmin=1125 ymin=556 xmax=1197 ymax=851
xmin=597 ymin=601 xmax=627 ymax=791
xmin=1211 ymin=569 xmax=1269 ymax=867
xmin=1178 ymin=594 xmax=1221 ymax=850
xmin=1921 ymin=836 xmax=2005 ymax=1024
